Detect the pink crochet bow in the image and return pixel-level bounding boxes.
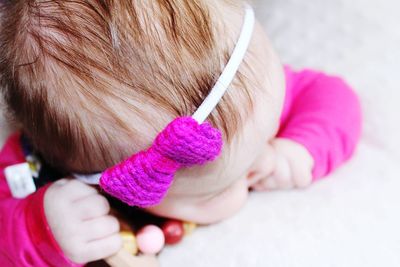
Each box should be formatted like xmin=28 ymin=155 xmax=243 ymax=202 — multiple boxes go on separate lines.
xmin=99 ymin=117 xmax=223 ymax=207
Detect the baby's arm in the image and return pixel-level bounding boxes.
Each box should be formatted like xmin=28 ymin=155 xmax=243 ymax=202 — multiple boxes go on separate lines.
xmin=0 ymin=133 xmax=82 ymax=266
xmin=252 ymin=66 xmax=362 ymax=190
xmin=0 ymin=133 xmax=122 ymax=266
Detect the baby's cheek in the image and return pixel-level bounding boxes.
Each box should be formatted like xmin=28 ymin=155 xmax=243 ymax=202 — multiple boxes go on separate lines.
xmin=146 ymin=178 xmax=249 ymax=225
xmin=194 ymin=178 xmax=249 ymax=224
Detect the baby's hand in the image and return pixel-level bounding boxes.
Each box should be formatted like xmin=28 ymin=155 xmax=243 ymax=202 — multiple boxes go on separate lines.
xmin=250 ymin=138 xmax=314 ymax=191
xmin=44 ymin=179 xmax=122 ymax=264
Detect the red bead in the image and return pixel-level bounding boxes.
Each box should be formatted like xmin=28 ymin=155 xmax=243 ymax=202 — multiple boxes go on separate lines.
xmin=162 ymin=220 xmax=184 ymax=245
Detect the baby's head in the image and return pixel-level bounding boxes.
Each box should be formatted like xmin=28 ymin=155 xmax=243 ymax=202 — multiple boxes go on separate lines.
xmin=0 ymin=0 xmax=285 ymax=223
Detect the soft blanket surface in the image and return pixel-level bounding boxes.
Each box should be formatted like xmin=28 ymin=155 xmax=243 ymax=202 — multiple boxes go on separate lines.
xmin=1 ymin=0 xmax=399 ymax=266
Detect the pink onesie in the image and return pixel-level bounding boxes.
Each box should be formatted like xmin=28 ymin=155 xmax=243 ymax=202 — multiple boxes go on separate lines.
xmin=0 ymin=67 xmax=362 ymax=266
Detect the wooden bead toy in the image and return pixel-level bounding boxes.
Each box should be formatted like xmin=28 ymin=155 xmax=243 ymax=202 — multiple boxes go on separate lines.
xmin=105 ymin=209 xmax=198 ymax=266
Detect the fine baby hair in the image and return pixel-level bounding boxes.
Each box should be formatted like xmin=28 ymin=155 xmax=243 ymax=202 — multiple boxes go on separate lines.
xmin=75 ymin=5 xmax=255 ymax=207
xmin=0 ymin=0 xmax=254 ymax=178
xmin=0 ymin=0 xmax=255 ymax=207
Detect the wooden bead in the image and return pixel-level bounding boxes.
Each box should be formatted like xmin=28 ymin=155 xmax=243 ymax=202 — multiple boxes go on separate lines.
xmin=120 ymin=231 xmax=138 ymax=255
xmin=162 ymin=220 xmax=184 ymax=245
xmin=183 ymin=222 xmax=197 ymax=236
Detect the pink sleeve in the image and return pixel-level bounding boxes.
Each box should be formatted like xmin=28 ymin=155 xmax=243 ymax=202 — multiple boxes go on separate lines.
xmin=0 ymin=133 xmax=82 ymax=267
xmin=278 ymin=66 xmax=362 ymax=180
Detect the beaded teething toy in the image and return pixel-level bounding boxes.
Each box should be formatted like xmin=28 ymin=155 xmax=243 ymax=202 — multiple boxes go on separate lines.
xmin=106 ymin=216 xmax=197 ymax=267
xmin=74 ymin=5 xmax=255 ymax=209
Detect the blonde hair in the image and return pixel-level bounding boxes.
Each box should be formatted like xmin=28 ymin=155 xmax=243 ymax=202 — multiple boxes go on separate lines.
xmin=0 ymin=0 xmax=253 ymax=173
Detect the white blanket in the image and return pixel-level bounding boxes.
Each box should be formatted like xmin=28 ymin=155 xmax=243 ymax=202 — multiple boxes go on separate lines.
xmin=1 ymin=0 xmax=399 ymax=266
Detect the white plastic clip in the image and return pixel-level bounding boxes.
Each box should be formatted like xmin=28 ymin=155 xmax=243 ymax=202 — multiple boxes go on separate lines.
xmin=4 ymin=163 xmax=37 ymax=198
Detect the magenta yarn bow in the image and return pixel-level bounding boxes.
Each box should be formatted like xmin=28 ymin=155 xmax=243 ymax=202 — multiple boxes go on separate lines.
xmin=99 ymin=117 xmax=223 ymax=207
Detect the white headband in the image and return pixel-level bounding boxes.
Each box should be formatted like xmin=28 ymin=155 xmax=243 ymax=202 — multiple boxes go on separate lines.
xmin=192 ymin=4 xmax=255 ymax=123
xmin=74 ymin=5 xmax=255 ymax=185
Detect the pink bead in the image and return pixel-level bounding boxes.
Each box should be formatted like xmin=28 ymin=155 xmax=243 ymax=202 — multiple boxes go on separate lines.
xmin=136 ymin=225 xmax=165 ymax=255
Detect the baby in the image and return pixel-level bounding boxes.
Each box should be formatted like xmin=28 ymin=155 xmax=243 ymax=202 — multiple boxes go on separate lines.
xmin=0 ymin=0 xmax=361 ymax=266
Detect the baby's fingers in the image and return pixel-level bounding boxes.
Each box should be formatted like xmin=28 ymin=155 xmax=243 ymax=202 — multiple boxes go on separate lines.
xmin=250 ymin=178 xmax=277 ymax=191
xmin=75 ymin=194 xmax=111 ymax=221
xmin=250 ymin=154 xmax=292 ymax=191
xmin=58 ymin=179 xmax=98 ymax=201
xmin=271 ymin=153 xmax=293 ymax=190
xmin=288 ymin=158 xmax=313 ymax=188
xmin=283 ymin=145 xmax=313 ymax=189
xmin=82 ymin=215 xmax=120 ymax=242
xmin=82 ymin=234 xmax=122 ymax=264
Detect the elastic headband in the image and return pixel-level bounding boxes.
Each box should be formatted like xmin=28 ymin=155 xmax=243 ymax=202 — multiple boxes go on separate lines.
xmin=74 ymin=5 xmax=255 ymax=207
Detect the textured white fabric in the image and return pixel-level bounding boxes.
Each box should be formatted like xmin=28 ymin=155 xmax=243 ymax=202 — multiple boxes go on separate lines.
xmin=1 ymin=0 xmax=399 ymax=266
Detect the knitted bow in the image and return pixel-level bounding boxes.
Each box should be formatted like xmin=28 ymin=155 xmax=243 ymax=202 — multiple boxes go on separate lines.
xmin=99 ymin=117 xmax=223 ymax=207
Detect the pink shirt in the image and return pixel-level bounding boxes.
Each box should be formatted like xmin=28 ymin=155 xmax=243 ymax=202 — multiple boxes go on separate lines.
xmin=0 ymin=67 xmax=362 ymax=266
xmin=279 ymin=67 xmax=361 ymax=179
